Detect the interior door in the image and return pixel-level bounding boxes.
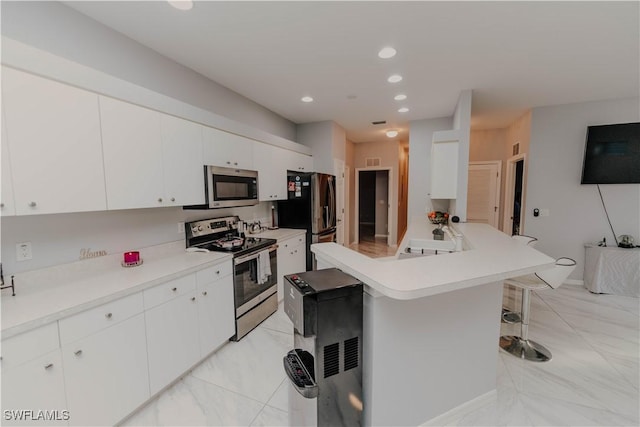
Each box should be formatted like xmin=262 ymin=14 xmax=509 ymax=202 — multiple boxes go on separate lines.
xmin=467 ymin=162 xmax=501 ymax=228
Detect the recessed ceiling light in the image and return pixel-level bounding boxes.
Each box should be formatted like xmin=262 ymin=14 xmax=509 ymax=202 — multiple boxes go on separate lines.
xmin=167 ymin=0 xmax=193 ymax=11
xmin=301 ymin=96 xmax=314 ymax=103
xmin=387 ymin=74 xmax=403 ymax=83
xmin=394 ymin=94 xmax=407 ymax=101
xmin=386 ymin=130 xmax=399 ymax=138
xmin=398 ymin=107 xmax=409 ymax=113
xmin=378 ymin=47 xmax=397 ymax=59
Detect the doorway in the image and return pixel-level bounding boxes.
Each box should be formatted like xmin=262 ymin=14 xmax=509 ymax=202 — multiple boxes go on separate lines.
xmin=503 ymin=154 xmax=526 ymax=235
xmin=467 ymin=161 xmax=501 ymax=228
xmin=355 ymin=168 xmax=391 ymax=246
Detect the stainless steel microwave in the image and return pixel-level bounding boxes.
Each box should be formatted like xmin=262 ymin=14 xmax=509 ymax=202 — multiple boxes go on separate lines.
xmin=186 ymin=166 xmax=259 ymax=209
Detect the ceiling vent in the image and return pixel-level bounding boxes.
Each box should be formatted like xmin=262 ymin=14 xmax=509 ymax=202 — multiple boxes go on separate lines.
xmin=371 ymin=120 xmax=386 ymax=125
xmin=365 ymin=157 xmax=382 ymax=167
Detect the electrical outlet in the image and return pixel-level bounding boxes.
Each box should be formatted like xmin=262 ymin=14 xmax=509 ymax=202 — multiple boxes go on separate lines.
xmin=177 ymin=222 xmax=185 ymax=234
xmin=16 ymin=242 xmax=33 ymax=261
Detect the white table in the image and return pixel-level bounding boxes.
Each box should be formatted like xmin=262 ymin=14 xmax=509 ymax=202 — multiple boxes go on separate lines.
xmin=584 ymin=244 xmax=640 ymax=297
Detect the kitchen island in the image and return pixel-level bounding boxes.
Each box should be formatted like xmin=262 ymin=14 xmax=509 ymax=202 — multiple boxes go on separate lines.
xmin=312 ymin=218 xmax=554 ymax=426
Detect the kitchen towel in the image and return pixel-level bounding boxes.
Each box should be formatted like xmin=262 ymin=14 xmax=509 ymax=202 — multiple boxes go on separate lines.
xmin=258 ymin=250 xmax=271 ymax=284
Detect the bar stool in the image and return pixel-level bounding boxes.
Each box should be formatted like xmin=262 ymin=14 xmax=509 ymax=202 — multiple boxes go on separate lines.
xmin=502 ymin=235 xmax=539 ymax=323
xmin=499 ymin=257 xmax=576 ymax=362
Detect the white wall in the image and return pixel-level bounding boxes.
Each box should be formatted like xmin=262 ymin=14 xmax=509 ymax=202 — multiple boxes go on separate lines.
xmin=1 ymin=203 xmax=273 ymax=274
xmin=525 ymin=97 xmax=640 ymax=280
xmin=408 ymin=117 xmax=453 ymax=219
xmin=296 ymin=121 xmax=346 ymax=175
xmin=450 ymin=90 xmax=472 ymax=221
xmin=0 ymin=1 xmax=295 ymax=141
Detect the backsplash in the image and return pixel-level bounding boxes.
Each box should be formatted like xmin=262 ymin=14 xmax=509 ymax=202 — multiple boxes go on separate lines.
xmin=0 ymin=202 xmax=275 ymax=275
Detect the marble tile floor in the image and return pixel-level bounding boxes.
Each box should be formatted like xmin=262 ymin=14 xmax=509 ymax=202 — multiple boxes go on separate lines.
xmin=121 ymin=285 xmax=639 ymax=427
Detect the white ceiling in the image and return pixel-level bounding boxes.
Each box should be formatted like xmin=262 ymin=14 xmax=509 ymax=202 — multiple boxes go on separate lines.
xmin=65 ymin=1 xmax=639 ymax=143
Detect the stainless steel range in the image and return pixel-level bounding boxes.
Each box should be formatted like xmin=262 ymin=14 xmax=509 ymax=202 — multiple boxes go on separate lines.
xmin=185 ymin=216 xmax=278 ymax=341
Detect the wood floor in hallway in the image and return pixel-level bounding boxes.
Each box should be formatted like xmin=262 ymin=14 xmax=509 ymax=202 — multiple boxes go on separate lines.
xmin=348 ymin=237 xmax=397 ymax=258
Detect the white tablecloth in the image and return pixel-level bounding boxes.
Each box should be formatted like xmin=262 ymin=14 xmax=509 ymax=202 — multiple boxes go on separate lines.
xmin=584 ymin=244 xmax=640 ymax=297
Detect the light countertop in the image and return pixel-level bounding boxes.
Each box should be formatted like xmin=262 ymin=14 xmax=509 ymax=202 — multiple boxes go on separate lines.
xmin=1 ymin=241 xmax=231 ymax=339
xmin=311 ymin=218 xmax=555 ymax=300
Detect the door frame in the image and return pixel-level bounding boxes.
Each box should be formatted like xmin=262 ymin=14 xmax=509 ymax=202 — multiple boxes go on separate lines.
xmin=355 ymin=167 xmax=393 ymax=246
xmin=468 ymin=160 xmax=502 ymax=228
xmin=502 ymin=154 xmax=527 ymax=235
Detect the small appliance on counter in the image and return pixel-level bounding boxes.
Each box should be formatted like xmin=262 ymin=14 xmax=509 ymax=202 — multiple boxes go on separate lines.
xmin=185 ymin=216 xmax=278 ymax=340
xmin=618 ymin=235 xmax=636 ymax=248
xmin=283 ymin=268 xmax=363 ymax=426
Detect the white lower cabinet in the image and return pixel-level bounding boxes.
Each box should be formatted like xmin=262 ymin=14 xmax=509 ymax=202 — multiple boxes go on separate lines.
xmin=196 ymin=264 xmax=235 ymax=357
xmin=1 ymin=350 xmax=67 ymax=426
xmin=145 ymin=282 xmax=200 ymax=395
xmin=62 ymin=313 xmax=149 ymax=426
xmin=1 ymin=323 xmax=66 ymax=426
xmin=276 ymin=234 xmax=307 ymax=301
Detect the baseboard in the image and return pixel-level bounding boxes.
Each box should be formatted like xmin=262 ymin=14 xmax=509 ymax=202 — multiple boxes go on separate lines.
xmin=374 ymin=233 xmax=388 ymax=238
xmin=564 ymin=279 xmax=584 ymax=286
xmin=420 ymin=389 xmax=497 ymax=426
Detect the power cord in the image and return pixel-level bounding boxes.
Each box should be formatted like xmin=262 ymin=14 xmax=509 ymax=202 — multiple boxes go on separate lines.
xmin=596 ymin=184 xmax=619 ymax=247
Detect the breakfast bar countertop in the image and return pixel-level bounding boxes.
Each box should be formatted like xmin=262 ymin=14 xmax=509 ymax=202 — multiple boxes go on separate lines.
xmin=311 ymin=217 xmax=555 ymax=300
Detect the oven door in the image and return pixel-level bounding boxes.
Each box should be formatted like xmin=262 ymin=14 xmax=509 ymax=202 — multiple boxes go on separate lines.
xmin=234 ymin=245 xmax=278 ymax=317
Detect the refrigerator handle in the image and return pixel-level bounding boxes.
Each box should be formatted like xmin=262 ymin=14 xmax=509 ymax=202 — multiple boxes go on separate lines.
xmin=328 ymin=178 xmax=336 ymax=227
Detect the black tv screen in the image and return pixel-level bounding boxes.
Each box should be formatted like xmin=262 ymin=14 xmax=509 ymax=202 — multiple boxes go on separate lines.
xmin=581 ymin=122 xmax=640 ymax=184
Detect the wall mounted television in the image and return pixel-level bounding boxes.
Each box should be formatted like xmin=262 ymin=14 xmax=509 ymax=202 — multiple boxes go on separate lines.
xmin=581 ymin=122 xmax=640 ymax=184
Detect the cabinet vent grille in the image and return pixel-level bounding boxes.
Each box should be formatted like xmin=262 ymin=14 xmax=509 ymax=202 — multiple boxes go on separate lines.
xmin=323 ymin=343 xmax=340 ymax=378
xmin=344 ymin=337 xmax=359 ymax=371
xmin=365 ymin=157 xmax=381 ymax=167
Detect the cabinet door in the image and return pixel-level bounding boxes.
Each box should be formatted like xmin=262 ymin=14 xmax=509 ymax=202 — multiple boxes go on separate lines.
xmin=430 ymin=139 xmax=459 ymax=199
xmin=197 ymin=274 xmax=235 ymax=357
xmin=160 ymin=114 xmax=205 ymax=206
xmin=2 ymin=67 xmax=106 ymax=215
xmin=202 ymin=126 xmax=254 ymax=170
xmin=1 ymin=350 xmax=67 ymax=426
xmin=285 ymin=150 xmax=313 ymax=173
xmin=1 ymin=107 xmax=16 ymax=216
xmin=254 ymin=142 xmax=287 ymax=201
xmin=62 ymin=313 xmax=149 ymax=427
xmin=100 ymin=96 xmax=165 ymax=210
xmin=145 ymin=290 xmax=200 ymax=395
xmin=276 ymin=235 xmax=306 ymax=301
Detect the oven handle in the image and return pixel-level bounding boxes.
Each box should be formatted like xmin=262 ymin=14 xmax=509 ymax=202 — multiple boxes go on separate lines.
xmin=234 ymin=244 xmax=278 ymax=265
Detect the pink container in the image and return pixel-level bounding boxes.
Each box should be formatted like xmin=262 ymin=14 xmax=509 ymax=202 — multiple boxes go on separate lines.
xmin=124 ymin=251 xmax=140 ymax=264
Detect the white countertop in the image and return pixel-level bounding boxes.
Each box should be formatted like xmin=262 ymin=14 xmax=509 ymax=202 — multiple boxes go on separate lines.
xmin=1 ymin=241 xmax=232 ymax=339
xmin=311 ymin=218 xmax=555 ymax=300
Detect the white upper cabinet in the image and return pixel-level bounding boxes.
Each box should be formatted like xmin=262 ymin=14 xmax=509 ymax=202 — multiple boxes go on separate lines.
xmin=2 ymin=67 xmax=107 ymax=215
xmin=100 ymin=96 xmax=204 ymax=210
xmin=100 ymin=96 xmax=164 ymax=210
xmin=202 ymin=126 xmax=254 ymax=170
xmin=285 ymin=150 xmax=313 ymax=173
xmin=1 ymin=108 xmax=16 ymax=216
xmin=253 ymin=142 xmax=287 ymax=201
xmin=430 ymin=130 xmax=460 ymax=199
xmin=160 ymin=115 xmax=204 ymax=206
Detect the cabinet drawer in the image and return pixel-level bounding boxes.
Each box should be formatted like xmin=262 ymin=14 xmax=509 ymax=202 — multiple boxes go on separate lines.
xmin=59 ymin=292 xmax=143 ymax=345
xmin=1 ymin=323 xmax=59 ymax=370
xmin=143 ymin=274 xmax=196 ymax=310
xmin=196 ymin=262 xmax=233 ymax=286
xmin=280 ymin=234 xmax=305 ymax=249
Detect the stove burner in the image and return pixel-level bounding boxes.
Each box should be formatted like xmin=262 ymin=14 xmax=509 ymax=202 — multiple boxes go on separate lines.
xmin=212 ymin=236 xmax=244 ymax=249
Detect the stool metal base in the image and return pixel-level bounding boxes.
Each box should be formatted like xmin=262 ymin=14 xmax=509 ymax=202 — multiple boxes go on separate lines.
xmin=502 ymin=311 xmax=521 ymax=324
xmin=500 ymin=335 xmax=552 ymax=362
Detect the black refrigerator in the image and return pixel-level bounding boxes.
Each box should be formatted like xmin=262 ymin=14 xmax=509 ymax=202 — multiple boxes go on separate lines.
xmin=277 ymin=172 xmax=336 ymax=270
